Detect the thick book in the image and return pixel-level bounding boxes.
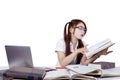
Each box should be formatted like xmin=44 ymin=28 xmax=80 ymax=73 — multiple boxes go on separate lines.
xmin=88 ymin=61 xmax=115 ymax=69
xmin=43 ymin=69 xmax=97 ymax=80
xmin=66 ymin=64 xmax=120 ymax=77
xmin=86 ymin=38 xmax=115 ymax=59
xmin=3 ymin=66 xmax=46 ymax=80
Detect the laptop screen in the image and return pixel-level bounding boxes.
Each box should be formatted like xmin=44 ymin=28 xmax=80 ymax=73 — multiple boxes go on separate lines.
xmin=5 ymin=45 xmax=33 ymax=68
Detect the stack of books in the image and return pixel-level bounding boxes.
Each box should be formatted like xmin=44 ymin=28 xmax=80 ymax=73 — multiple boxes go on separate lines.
xmin=43 ymin=64 xmax=120 ymax=80
xmin=88 ymin=61 xmax=115 ymax=69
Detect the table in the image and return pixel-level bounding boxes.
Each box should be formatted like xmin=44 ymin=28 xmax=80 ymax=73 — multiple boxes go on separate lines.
xmin=97 ymin=77 xmax=120 ymax=80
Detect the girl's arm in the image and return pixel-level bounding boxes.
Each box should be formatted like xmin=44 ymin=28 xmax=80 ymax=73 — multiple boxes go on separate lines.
xmin=57 ymin=47 xmax=86 ymax=67
xmin=81 ymin=53 xmax=101 ymax=65
xmin=81 ymin=48 xmax=111 ymax=65
xmin=57 ymin=51 xmax=78 ymax=67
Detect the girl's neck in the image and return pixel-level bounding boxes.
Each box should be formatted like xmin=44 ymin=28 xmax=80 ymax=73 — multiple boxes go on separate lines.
xmin=71 ymin=36 xmax=77 ymax=49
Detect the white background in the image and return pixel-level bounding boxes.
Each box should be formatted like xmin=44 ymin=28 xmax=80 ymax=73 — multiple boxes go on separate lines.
xmin=0 ymin=0 xmax=120 ymax=67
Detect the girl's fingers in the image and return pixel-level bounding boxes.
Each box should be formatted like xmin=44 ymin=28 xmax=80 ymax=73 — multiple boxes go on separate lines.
xmin=84 ymin=44 xmax=89 ymax=52
xmin=107 ymin=51 xmax=113 ymax=54
xmin=104 ymin=51 xmax=113 ymax=55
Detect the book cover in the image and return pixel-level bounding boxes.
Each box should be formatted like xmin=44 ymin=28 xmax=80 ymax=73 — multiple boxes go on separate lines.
xmin=4 ymin=66 xmax=46 ymax=80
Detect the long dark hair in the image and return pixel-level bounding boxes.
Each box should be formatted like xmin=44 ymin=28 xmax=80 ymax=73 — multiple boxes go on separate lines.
xmin=64 ymin=19 xmax=87 ymax=64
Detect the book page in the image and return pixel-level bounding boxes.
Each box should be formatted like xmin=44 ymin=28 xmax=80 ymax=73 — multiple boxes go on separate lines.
xmin=86 ymin=39 xmax=115 ymax=59
xmin=88 ymin=63 xmax=102 ymax=69
xmin=43 ymin=69 xmax=70 ymax=80
xmin=69 ymin=70 xmax=97 ymax=80
xmin=88 ymin=39 xmax=111 ymax=51
xmin=66 ymin=64 xmax=101 ymax=75
xmin=101 ymin=67 xmax=120 ymax=77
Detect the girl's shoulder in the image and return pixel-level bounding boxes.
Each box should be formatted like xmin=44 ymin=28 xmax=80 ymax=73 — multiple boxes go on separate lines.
xmin=57 ymin=38 xmax=65 ymax=44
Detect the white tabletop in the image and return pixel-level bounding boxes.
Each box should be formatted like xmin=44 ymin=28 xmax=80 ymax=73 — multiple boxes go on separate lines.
xmin=97 ymin=77 xmax=120 ymax=80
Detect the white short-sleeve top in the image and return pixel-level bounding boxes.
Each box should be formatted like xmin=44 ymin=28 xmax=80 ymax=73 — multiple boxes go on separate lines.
xmin=55 ymin=38 xmax=79 ymax=66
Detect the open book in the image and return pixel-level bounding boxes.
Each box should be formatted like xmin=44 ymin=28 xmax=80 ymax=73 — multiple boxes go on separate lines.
xmin=66 ymin=64 xmax=120 ymax=77
xmin=86 ymin=38 xmax=115 ymax=59
xmin=43 ymin=69 xmax=97 ymax=80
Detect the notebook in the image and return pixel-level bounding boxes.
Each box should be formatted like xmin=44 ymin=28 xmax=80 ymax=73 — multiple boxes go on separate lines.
xmin=5 ymin=45 xmax=34 ymax=68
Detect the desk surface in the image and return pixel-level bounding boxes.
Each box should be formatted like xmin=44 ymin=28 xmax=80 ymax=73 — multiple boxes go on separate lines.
xmin=1 ymin=67 xmax=120 ymax=80
xmin=97 ymin=77 xmax=120 ymax=80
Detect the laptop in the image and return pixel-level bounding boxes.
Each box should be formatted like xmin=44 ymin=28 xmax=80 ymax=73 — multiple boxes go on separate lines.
xmin=5 ymin=45 xmax=34 ymax=68
xmin=5 ymin=45 xmax=56 ymax=72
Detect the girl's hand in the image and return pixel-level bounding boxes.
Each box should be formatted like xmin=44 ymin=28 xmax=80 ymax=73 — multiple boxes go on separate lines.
xmin=99 ymin=48 xmax=113 ymax=55
xmin=75 ymin=45 xmax=88 ymax=54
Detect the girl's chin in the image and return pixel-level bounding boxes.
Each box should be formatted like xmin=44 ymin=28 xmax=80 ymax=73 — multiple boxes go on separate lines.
xmin=76 ymin=37 xmax=82 ymax=40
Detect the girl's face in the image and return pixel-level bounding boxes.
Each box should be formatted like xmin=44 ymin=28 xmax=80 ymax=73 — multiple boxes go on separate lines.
xmin=74 ymin=23 xmax=86 ymax=39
